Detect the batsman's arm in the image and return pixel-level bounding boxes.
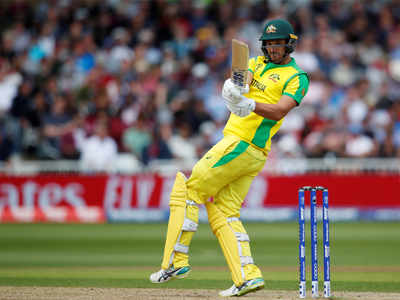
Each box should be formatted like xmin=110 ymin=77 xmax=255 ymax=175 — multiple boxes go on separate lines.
xmin=246 ymin=70 xmax=297 ymax=121
xmin=224 ymin=71 xmax=303 ymax=119
xmin=253 ymin=96 xmax=297 ymax=121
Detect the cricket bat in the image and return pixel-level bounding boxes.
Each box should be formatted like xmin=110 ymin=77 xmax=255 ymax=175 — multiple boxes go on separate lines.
xmin=231 ymin=39 xmax=249 ymax=88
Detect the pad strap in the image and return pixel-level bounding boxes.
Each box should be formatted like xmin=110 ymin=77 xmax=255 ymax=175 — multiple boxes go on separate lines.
xmin=227 ymin=217 xmax=240 ymax=223
xmin=186 ymin=200 xmax=198 ymax=206
xmin=174 ymin=243 xmax=189 ymax=254
xmin=227 ymin=217 xmax=254 ymax=270
xmin=182 ymin=218 xmax=198 ymax=232
xmin=240 ymin=256 xmax=254 ymax=266
xmin=235 ymin=232 xmax=250 ymax=242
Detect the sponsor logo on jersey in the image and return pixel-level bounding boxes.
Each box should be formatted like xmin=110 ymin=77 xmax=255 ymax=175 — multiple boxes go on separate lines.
xmin=251 ymin=78 xmax=266 ymax=92
xmin=268 ymin=73 xmax=280 ymax=82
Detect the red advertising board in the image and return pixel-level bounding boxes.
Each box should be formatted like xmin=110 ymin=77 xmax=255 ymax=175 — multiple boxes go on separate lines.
xmin=258 ymin=174 xmax=400 ymax=207
xmin=0 ymin=173 xmax=399 ymax=222
xmin=0 ymin=175 xmax=108 ymax=223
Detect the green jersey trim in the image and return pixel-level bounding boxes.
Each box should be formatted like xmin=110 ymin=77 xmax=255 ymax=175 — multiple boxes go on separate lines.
xmin=251 ymin=118 xmax=278 ymax=148
xmin=259 ymin=57 xmax=298 ymax=77
xmin=212 ymin=141 xmax=249 ymax=168
xmin=282 ymin=74 xmax=309 ymax=105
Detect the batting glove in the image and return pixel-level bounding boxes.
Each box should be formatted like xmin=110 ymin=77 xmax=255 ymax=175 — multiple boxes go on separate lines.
xmin=224 ymin=95 xmax=255 ymax=118
xmin=222 ymin=79 xmax=241 ymax=103
xmin=239 ymin=83 xmax=250 ymax=94
xmin=222 ymin=79 xmax=250 ymax=103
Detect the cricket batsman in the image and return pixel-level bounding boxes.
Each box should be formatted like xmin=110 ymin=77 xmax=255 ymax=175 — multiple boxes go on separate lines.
xmin=150 ymin=19 xmax=309 ymax=297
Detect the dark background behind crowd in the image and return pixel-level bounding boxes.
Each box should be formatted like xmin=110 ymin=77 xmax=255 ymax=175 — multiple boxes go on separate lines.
xmin=1 ymin=0 xmax=400 ymax=171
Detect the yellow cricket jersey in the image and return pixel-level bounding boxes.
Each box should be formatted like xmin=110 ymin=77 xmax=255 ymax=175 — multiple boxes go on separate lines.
xmin=223 ymin=56 xmax=309 ymax=154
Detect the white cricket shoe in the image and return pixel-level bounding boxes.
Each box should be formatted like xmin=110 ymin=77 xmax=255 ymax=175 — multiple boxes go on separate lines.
xmin=219 ymin=278 xmax=265 ymax=297
xmin=149 ymin=266 xmax=191 ymax=283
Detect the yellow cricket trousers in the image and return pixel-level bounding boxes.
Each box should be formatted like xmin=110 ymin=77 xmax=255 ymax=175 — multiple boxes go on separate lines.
xmin=185 ymin=135 xmax=267 ymax=285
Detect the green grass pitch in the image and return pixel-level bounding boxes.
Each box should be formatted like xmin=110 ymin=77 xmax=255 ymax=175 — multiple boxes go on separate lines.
xmin=0 ymin=222 xmax=399 ymax=292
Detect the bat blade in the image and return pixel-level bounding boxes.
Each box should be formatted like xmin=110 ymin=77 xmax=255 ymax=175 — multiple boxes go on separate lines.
xmin=231 ymin=39 xmax=249 ymax=88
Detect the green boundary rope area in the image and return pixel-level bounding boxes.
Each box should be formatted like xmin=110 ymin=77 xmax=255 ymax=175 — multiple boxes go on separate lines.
xmin=0 ymin=223 xmax=399 ymax=292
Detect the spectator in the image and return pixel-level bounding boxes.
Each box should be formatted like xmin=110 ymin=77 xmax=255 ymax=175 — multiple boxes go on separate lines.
xmin=142 ymin=123 xmax=174 ymax=165
xmin=0 ymin=0 xmax=399 ymax=164
xmin=77 ymin=121 xmax=118 ymax=172
xmin=168 ymin=121 xmax=197 ymax=161
xmin=194 ymin=121 xmax=217 ymax=158
xmin=0 ymin=60 xmax=22 ymax=115
xmin=40 ymin=95 xmax=77 ymax=159
xmin=0 ymin=130 xmax=13 ymax=162
xmin=122 ymin=114 xmax=152 ymax=161
xmin=345 ymin=130 xmax=378 ymax=158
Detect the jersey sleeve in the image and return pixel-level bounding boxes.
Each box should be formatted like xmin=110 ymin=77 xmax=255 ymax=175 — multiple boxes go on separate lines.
xmin=247 ymin=57 xmax=257 ymax=73
xmin=282 ymin=73 xmax=309 ymax=105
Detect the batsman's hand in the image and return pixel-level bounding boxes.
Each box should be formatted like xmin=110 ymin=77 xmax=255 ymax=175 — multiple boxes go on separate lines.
xmin=222 ymin=79 xmax=250 ymax=104
xmin=222 ymin=79 xmax=241 ymax=103
xmin=225 ymin=96 xmax=256 ymax=118
xmin=222 ymin=78 xmax=255 ymax=117
xmin=224 ymin=96 xmax=255 ymax=117
xmin=238 ymin=83 xmax=250 ymax=94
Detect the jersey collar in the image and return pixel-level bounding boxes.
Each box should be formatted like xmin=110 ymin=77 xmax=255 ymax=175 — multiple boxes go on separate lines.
xmin=260 ymin=57 xmax=295 ymax=77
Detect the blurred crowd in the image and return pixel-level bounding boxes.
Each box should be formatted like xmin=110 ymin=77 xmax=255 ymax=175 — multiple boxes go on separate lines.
xmin=1 ymin=0 xmax=400 ymax=171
